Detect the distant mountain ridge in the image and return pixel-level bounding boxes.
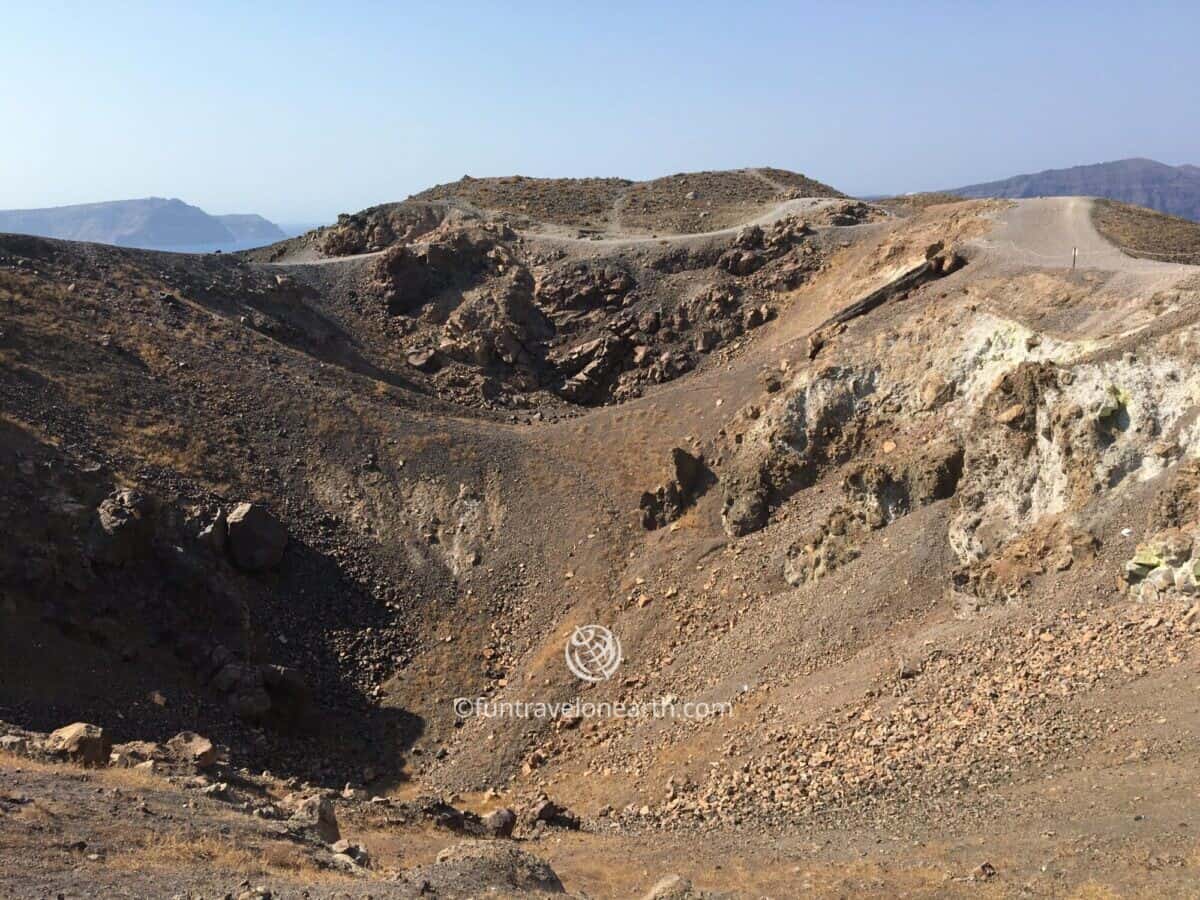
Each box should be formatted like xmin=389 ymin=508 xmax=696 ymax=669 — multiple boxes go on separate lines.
xmin=0 ymin=197 xmax=286 ymax=252
xmin=951 ymin=158 xmax=1200 ymax=221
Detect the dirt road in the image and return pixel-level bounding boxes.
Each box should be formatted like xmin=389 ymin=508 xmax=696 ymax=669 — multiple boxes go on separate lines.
xmin=974 ymin=196 xmax=1195 ymax=277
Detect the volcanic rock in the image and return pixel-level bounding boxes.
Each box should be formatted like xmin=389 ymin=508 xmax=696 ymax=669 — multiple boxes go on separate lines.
xmin=225 ymin=502 xmax=288 ymax=571
xmin=47 ymin=723 xmax=111 ymax=766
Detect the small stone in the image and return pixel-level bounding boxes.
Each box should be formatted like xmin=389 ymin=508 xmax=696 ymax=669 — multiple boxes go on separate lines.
xmin=898 ymin=658 xmax=922 ymax=679
xmin=331 ymin=839 xmax=370 ymax=866
xmin=406 ymin=348 xmax=440 ymax=372
xmin=995 ymin=403 xmax=1025 ymax=425
xmin=974 ymin=862 xmax=997 ymax=882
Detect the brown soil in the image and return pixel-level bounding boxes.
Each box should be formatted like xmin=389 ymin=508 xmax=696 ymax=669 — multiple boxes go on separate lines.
xmin=617 ymin=169 xmax=842 ymax=234
xmin=407 ymin=167 xmax=843 ymax=237
xmin=414 ymin=175 xmax=633 ymax=230
xmin=1091 ymin=198 xmax=1200 ymax=263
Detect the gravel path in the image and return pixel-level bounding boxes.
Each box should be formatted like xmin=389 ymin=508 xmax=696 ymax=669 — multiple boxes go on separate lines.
xmin=973 ymin=197 xmax=1196 ymax=276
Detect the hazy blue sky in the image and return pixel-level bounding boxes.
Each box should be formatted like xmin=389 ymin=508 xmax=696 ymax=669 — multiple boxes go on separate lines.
xmin=2 ymin=2 xmax=1197 ymax=223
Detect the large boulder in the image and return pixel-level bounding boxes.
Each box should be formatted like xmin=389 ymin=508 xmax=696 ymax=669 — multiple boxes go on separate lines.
xmin=330 ymin=838 xmax=371 ymax=869
xmin=48 ymin=722 xmax=111 ymax=766
xmin=225 ymin=502 xmax=288 ymax=571
xmin=208 ymin=660 xmax=289 ymax=720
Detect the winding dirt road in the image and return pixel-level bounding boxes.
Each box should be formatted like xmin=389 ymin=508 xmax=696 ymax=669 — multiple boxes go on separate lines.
xmin=268 ymin=197 xmax=847 ymax=267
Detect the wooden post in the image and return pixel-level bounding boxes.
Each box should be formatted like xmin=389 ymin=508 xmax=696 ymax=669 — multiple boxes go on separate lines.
xmin=1072 ymin=247 xmax=1077 ymax=270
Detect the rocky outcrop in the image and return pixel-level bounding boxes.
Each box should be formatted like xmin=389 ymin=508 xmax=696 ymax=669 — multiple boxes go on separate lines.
xmin=1124 ymin=526 xmax=1200 ymax=601
xmin=640 ymin=448 xmax=715 ymax=529
xmin=525 ymin=796 xmax=580 ymax=830
xmin=534 ymin=262 xmax=635 ymax=312
xmin=721 ymin=365 xmax=880 ymax=536
xmin=440 ymin=275 xmax=552 ymax=371
xmin=399 ymin=841 xmax=566 ymax=896
xmin=715 ymin=216 xmax=818 ymax=286
xmin=200 ymin=643 xmax=307 ymax=721
xmin=92 ymin=488 xmax=154 ymax=564
xmin=372 ymin=222 xmax=512 ymax=315
xmin=813 ymin=242 xmax=964 ymax=337
xmin=784 ymin=441 xmax=963 ymax=585
xmin=810 ymin=200 xmax=883 ymax=227
xmin=339 ymin=202 xmax=831 ymax=410
xmin=551 ymin=335 xmax=631 ymax=403
xmin=320 ymin=200 xmax=454 ymax=255
xmin=948 ymin=353 xmax=1200 ymax=571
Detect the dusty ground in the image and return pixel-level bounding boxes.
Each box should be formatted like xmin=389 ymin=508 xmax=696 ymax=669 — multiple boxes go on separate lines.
xmin=3 ymin=174 xmax=1200 ymax=897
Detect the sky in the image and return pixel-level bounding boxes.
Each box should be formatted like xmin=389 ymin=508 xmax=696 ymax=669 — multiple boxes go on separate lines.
xmin=2 ymin=1 xmax=1198 ymax=224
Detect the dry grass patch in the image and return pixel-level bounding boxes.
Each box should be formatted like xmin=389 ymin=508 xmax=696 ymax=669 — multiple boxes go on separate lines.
xmin=108 ymin=832 xmax=348 ymax=882
xmin=1091 ymin=199 xmax=1200 ymax=264
xmin=95 ymin=766 xmax=168 ymax=792
xmin=0 ymin=750 xmax=161 ymax=791
xmin=0 ymin=749 xmax=67 ymax=774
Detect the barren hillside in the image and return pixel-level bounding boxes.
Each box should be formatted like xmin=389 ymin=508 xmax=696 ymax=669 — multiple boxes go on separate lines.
xmin=3 ymin=178 xmax=1200 ymax=898
xmin=953 ymin=157 xmax=1200 ymax=221
xmin=408 ymin=167 xmax=844 ymax=236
